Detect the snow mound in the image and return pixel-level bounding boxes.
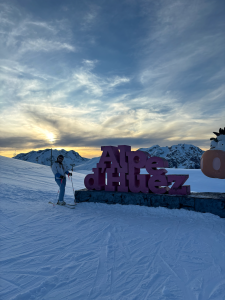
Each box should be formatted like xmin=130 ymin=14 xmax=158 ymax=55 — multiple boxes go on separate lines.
xmin=75 ymin=156 xmax=101 ymax=171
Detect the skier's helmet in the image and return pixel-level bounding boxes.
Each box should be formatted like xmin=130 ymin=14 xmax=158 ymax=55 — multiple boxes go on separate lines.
xmin=57 ymin=154 xmax=64 ymax=161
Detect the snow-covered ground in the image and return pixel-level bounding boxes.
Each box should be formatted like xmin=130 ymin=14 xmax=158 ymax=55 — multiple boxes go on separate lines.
xmin=0 ymin=155 xmax=225 ymax=300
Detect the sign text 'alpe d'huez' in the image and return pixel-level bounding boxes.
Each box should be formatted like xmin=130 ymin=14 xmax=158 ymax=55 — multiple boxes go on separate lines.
xmin=84 ymin=145 xmax=190 ymax=195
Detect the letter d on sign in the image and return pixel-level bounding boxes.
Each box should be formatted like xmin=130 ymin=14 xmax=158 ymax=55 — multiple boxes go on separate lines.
xmin=84 ymin=174 xmax=96 ymax=190
xmin=84 ymin=168 xmax=105 ymax=190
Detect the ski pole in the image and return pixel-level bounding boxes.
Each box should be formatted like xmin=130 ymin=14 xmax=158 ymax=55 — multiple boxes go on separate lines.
xmin=68 ymin=174 xmax=76 ymax=204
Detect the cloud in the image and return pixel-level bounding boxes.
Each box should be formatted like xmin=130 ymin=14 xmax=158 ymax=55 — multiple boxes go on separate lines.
xmin=80 ymin=4 xmax=100 ymax=31
xmin=0 ymin=96 xmax=220 ymax=153
xmin=70 ymin=61 xmax=130 ymax=97
xmin=0 ymin=0 xmax=224 ymax=156
xmin=0 ymin=136 xmax=50 ymax=149
xmin=82 ymin=59 xmax=98 ymax=70
xmin=0 ymin=4 xmax=75 ymax=57
xmin=20 ymin=39 xmax=76 ymax=53
xmin=138 ymin=35 xmax=224 ymax=97
xmin=73 ymin=71 xmax=103 ymax=96
xmin=133 ymin=0 xmax=225 ymax=140
xmin=0 ymin=56 xmax=131 ymax=118
xmin=141 ymin=0 xmax=213 ymax=43
xmin=23 ymin=107 xmax=61 ymax=129
xmin=26 ymin=21 xmax=58 ymax=33
xmin=108 ymin=76 xmax=130 ymax=88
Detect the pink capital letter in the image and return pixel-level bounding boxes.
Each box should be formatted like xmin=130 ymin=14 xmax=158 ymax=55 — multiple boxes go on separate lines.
xmin=105 ymin=167 xmax=128 ymax=192
xmin=97 ymin=146 xmax=120 ymax=171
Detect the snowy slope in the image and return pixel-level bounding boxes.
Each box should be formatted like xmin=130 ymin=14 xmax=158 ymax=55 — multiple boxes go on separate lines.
xmin=75 ymin=156 xmax=101 ymax=171
xmin=13 ymin=149 xmax=89 ymax=168
xmin=139 ymin=144 xmax=204 ymax=169
xmin=0 ymin=156 xmax=225 ymax=300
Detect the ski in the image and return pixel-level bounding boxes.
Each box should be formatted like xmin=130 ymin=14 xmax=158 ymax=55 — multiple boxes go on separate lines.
xmin=66 ymin=202 xmax=77 ymax=206
xmin=48 ymin=201 xmax=76 ymax=209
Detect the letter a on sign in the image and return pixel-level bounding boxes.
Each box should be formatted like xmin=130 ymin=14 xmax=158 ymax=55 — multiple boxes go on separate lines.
xmin=97 ymin=146 xmax=120 ymax=170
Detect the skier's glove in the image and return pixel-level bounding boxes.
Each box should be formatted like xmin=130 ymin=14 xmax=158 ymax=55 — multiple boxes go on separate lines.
xmin=60 ymin=175 xmax=64 ymax=179
xmin=68 ymin=172 xmax=72 ymax=176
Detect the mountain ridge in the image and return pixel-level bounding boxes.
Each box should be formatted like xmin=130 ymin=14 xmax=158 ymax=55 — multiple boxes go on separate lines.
xmin=138 ymin=143 xmax=204 ymax=169
xmin=13 ymin=149 xmax=89 ymax=170
xmin=13 ymin=144 xmax=204 ymax=170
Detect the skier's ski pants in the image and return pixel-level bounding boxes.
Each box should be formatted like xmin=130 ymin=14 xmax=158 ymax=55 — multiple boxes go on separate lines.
xmin=55 ymin=177 xmax=66 ymax=202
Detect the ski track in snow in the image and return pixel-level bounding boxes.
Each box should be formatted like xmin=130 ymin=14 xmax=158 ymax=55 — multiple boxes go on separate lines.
xmin=0 ymin=156 xmax=225 ymax=300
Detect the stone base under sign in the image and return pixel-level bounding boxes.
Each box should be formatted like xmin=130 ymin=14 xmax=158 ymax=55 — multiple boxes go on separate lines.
xmin=75 ymin=189 xmax=225 ymax=218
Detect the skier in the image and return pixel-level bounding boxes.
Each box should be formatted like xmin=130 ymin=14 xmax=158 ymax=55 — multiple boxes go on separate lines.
xmin=52 ymin=154 xmax=72 ymax=205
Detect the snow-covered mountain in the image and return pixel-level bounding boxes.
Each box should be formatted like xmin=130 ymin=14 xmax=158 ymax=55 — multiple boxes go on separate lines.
xmin=138 ymin=144 xmax=204 ymax=169
xmin=13 ymin=143 xmax=204 ymax=171
xmin=74 ymin=144 xmax=204 ymax=170
xmin=13 ymin=149 xmax=89 ymax=170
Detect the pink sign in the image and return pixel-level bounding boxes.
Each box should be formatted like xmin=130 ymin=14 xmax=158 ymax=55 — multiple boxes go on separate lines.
xmin=84 ymin=145 xmax=190 ymax=195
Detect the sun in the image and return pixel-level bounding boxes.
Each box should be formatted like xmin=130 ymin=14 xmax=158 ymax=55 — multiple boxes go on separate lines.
xmin=46 ymin=132 xmax=55 ymax=143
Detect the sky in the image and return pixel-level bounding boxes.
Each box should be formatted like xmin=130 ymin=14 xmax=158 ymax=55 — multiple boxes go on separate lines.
xmin=0 ymin=0 xmax=224 ymax=158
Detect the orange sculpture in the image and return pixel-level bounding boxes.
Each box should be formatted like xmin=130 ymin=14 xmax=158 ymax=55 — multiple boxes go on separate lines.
xmin=201 ymin=127 xmax=225 ymax=179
